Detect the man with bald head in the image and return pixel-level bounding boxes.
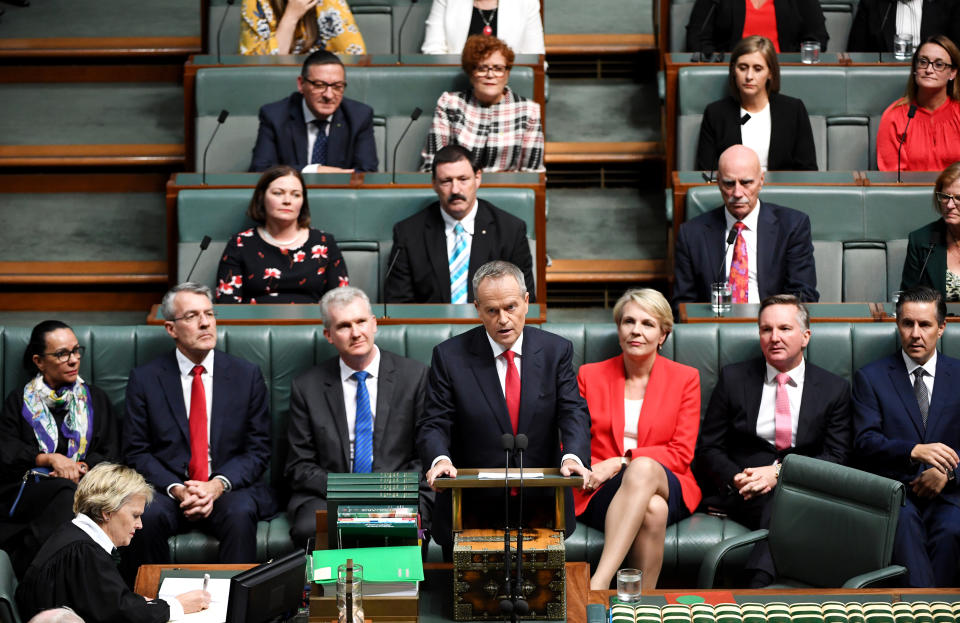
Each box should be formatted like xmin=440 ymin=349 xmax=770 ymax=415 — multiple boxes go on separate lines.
xmin=673 ymin=145 xmax=818 ymax=310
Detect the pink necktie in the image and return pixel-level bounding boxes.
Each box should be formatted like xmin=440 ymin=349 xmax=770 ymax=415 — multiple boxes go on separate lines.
xmin=729 ymin=221 xmax=748 ymax=303
xmin=774 ymin=372 xmax=792 ymax=451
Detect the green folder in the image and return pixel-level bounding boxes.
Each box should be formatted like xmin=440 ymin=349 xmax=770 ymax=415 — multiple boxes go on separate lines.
xmin=311 ymin=545 xmax=424 ymax=584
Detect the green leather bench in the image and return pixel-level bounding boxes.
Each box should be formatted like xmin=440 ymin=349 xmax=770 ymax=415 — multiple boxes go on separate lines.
xmin=676 ymin=65 xmax=910 ymax=170
xmin=174 ymin=186 xmax=538 ymax=303
xmin=195 ymin=64 xmax=536 ymax=173
xmin=3 ymin=321 xmax=951 ymax=584
xmin=683 ymin=184 xmax=934 ymax=302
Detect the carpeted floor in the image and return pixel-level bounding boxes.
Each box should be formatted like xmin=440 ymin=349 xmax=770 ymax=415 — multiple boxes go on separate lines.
xmin=546 ymin=78 xmax=661 ymax=143
xmin=0 ymin=0 xmax=200 ymax=38
xmin=544 ymin=0 xmax=654 ymax=35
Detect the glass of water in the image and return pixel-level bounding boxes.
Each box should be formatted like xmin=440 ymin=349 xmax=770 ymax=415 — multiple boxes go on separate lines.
xmin=894 ymin=34 xmax=913 ymax=61
xmin=800 ymin=41 xmax=820 ymax=64
xmin=617 ymin=568 xmax=642 ymax=603
xmin=711 ymin=282 xmax=732 ymax=315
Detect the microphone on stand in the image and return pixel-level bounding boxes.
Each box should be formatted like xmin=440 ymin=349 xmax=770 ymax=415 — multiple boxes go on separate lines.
xmin=917 ymin=232 xmax=941 ymax=283
xmin=215 ymin=0 xmax=236 ymax=65
xmin=878 ymin=0 xmax=894 ymax=63
xmin=512 ymin=434 xmax=530 ymax=617
xmin=391 ymin=107 xmax=423 ymax=184
xmin=896 ymin=104 xmax=917 ymax=183
xmin=499 ymin=434 xmax=515 ymax=619
xmin=690 ymin=0 xmax=720 ymax=62
xmin=396 ymin=0 xmax=419 ymax=64
xmin=202 ymin=110 xmax=230 ymax=185
xmin=184 ymin=235 xmax=212 ymax=283
xmin=740 ymin=113 xmax=751 ymax=125
xmin=716 ymin=227 xmax=740 ymax=283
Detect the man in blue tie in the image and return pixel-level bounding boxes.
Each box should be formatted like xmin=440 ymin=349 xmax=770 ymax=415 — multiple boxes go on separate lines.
xmin=284 ymin=286 xmax=431 ymax=547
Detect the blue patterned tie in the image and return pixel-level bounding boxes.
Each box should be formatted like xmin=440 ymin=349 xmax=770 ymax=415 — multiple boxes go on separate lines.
xmin=311 ymin=119 xmax=328 ymax=165
xmin=449 ymin=222 xmax=469 ymax=303
xmin=352 ymin=371 xmax=373 ymax=473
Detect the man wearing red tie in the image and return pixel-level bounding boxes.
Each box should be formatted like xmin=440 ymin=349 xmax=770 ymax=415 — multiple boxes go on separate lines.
xmin=418 ymin=260 xmax=592 ymax=558
xmin=122 ymin=283 xmax=276 ymax=579
xmin=695 ymin=294 xmax=851 ymax=585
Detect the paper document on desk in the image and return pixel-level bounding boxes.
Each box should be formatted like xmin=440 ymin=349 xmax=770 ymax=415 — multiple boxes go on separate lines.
xmin=477 ymin=471 xmax=544 ymax=479
xmin=159 ymin=577 xmax=230 ymax=623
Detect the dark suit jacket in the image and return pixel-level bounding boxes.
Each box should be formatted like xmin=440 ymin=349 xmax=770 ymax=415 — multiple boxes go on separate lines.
xmin=418 ymin=326 xmax=591 ymax=547
xmin=284 ymin=349 xmax=432 ymax=513
xmin=696 ymin=357 xmax=852 ymax=498
xmin=901 ymin=218 xmax=948 ymax=296
xmin=847 ymin=0 xmax=960 ymax=52
xmin=673 ymin=201 xmax=820 ymax=308
xmin=384 ymin=199 xmax=536 ymax=303
xmin=686 ymin=0 xmax=829 ymax=54
xmin=696 ymin=93 xmax=819 ymax=171
xmin=123 ymin=349 xmax=275 ymax=514
xmin=249 ymin=92 xmax=379 ymax=172
xmin=852 ymin=352 xmax=960 ymax=507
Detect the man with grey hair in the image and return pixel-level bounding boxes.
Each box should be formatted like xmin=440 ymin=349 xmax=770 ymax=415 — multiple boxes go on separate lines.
xmin=696 ymin=293 xmax=851 ymax=585
xmin=28 ymin=609 xmax=85 ymax=623
xmin=122 ymin=283 xmax=276 ymax=579
xmin=284 ymin=286 xmax=431 ymax=547
xmin=417 ymin=260 xmax=591 ymax=557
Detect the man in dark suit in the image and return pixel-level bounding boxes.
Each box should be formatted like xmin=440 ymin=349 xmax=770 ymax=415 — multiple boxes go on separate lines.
xmin=384 ymin=145 xmax=536 ymax=304
xmin=673 ymin=145 xmax=819 ymax=312
xmin=249 ymin=50 xmax=378 ymax=173
xmin=284 ymin=286 xmax=431 ymax=547
xmin=417 ymin=260 xmax=591 ymax=557
xmin=852 ymin=286 xmax=960 ymax=587
xmin=696 ymin=294 xmax=852 ymax=585
xmin=123 ymin=283 xmax=277 ymax=577
xmin=847 ymin=0 xmax=960 ymax=53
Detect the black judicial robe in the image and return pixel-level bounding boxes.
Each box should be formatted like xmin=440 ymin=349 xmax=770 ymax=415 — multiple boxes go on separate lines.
xmin=16 ymin=523 xmax=170 ymax=623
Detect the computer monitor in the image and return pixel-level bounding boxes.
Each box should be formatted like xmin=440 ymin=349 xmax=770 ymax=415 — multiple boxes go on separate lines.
xmin=225 ymin=549 xmax=307 ymax=623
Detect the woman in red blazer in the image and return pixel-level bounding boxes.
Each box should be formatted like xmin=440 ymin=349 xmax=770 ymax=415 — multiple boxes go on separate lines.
xmin=575 ymin=289 xmax=702 ymax=591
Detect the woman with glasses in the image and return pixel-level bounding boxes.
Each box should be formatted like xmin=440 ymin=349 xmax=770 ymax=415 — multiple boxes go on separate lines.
xmin=877 ymin=35 xmax=960 ymax=171
xmin=901 ymin=162 xmax=960 ymax=299
xmin=420 ymin=35 xmax=545 ymax=172
xmin=240 ymin=0 xmax=366 ymax=55
xmin=0 ymin=321 xmax=118 ymax=577
xmin=216 ymin=165 xmax=349 ymax=303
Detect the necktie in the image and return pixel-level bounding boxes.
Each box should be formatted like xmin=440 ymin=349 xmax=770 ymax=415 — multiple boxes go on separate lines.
xmin=913 ymin=368 xmax=929 ymax=428
xmin=449 ymin=222 xmax=469 ymax=303
xmin=502 ymin=351 xmax=520 ymax=434
xmin=353 ymin=371 xmax=374 ymax=473
xmin=729 ymin=221 xmax=749 ymax=304
xmin=774 ymin=372 xmax=792 ymax=450
xmin=311 ymin=119 xmax=328 ymax=165
xmin=188 ymin=365 xmax=208 ymax=481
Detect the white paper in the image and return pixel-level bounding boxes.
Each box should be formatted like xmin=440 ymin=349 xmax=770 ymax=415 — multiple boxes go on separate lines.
xmin=159 ymin=577 xmax=231 ymax=623
xmin=477 ymin=471 xmax=544 ymax=479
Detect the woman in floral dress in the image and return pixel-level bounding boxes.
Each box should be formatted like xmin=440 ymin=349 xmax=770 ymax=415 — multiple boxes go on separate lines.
xmin=240 ymin=0 xmax=367 ymax=55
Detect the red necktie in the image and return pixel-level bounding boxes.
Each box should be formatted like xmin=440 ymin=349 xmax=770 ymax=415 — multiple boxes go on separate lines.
xmin=729 ymin=221 xmax=749 ymax=303
xmin=503 ymin=351 xmax=520 ymax=434
xmin=188 ymin=365 xmax=209 ymax=481
xmin=774 ymin=372 xmax=792 ymax=450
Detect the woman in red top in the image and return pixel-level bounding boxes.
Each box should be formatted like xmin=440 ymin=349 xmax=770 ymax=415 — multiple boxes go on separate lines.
xmin=877 ymin=35 xmax=960 ymax=172
xmin=686 ymin=0 xmax=827 ymax=56
xmin=575 ymin=289 xmax=702 ymax=591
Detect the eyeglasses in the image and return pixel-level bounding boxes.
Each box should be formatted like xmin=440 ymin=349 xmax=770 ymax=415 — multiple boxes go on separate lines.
xmin=301 ymin=77 xmax=346 ymax=93
xmin=472 ymin=64 xmax=509 ymax=77
xmin=171 ymin=310 xmax=217 ymax=324
xmin=937 ymin=191 xmax=960 ymax=206
xmin=917 ymin=57 xmax=954 ymax=72
xmin=43 ymin=345 xmax=85 ymax=363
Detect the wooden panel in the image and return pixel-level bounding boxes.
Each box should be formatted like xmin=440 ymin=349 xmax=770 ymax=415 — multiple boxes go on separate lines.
xmin=0 ymin=144 xmax=184 ymax=167
xmin=0 ymin=290 xmax=163 ymax=312
xmin=545 ymin=142 xmax=663 ymax=164
xmin=0 ymin=36 xmax=201 ymax=58
xmin=546 ymin=259 xmax=669 ymax=282
xmin=0 ymin=172 xmax=167 ymax=193
xmin=545 ymin=34 xmax=655 ymax=54
xmin=0 ymin=64 xmax=183 ymax=84
xmin=0 ymin=261 xmax=168 ymax=285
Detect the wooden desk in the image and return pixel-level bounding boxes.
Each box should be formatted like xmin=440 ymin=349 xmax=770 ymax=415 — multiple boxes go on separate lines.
xmin=679 ymin=303 xmax=886 ymax=323
xmin=133 ymin=563 xmax=255 ymax=600
xmin=587 ymin=587 xmax=960 ymax=607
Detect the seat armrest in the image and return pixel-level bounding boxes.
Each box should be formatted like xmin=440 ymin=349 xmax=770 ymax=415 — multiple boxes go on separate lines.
xmin=842 ymin=565 xmax=906 ymax=588
xmin=697 ymin=529 xmax=769 ymax=588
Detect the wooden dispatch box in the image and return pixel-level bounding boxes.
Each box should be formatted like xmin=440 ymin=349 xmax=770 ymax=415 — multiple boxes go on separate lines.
xmin=309 ymin=583 xmax=418 ymax=623
xmin=452 ymin=528 xmax=565 ymax=621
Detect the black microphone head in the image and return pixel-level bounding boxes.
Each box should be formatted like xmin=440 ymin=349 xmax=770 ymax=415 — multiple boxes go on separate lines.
xmin=740 ymin=113 xmax=751 ymax=125
xmin=501 ymin=433 xmax=515 ymax=451
xmin=200 ymin=235 xmax=212 ymax=250
xmin=929 ymin=231 xmax=941 ymax=246
xmin=908 ymin=104 xmax=917 ymax=118
xmin=217 ymin=110 xmax=230 ymax=124
xmin=499 ymin=599 xmax=513 ymax=614
xmin=226 ymin=0 xmax=235 ymax=4
xmin=514 ymin=434 xmax=528 ymax=450
xmin=515 ymin=600 xmax=530 ymax=615
xmin=411 ymin=107 xmax=423 ymax=121
xmin=725 ymin=226 xmax=739 ymax=245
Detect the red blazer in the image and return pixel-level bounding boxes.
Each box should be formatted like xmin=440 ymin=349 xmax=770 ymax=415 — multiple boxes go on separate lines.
xmin=574 ymin=355 xmax=702 ymax=516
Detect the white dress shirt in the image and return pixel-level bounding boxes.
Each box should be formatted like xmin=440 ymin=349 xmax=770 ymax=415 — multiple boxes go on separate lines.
xmin=757 ymin=358 xmax=806 ymax=447
xmin=338 ymin=346 xmax=381 ymax=463
xmin=173 ymin=349 xmax=231 ymax=494
xmin=895 ymin=0 xmax=922 ymax=48
xmin=302 ymin=99 xmax=330 ymax=170
xmin=740 ymin=102 xmax=772 ymax=171
xmin=724 ymin=202 xmax=761 ymax=304
xmin=902 ymin=349 xmax=936 ymax=400
xmin=441 ymin=200 xmax=478 ymax=262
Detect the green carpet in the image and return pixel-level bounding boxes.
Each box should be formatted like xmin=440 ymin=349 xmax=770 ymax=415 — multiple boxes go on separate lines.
xmin=544 ymin=0 xmax=653 ymax=35
xmin=0 ymin=0 xmax=200 ymax=39
xmin=545 ymin=78 xmax=660 ymax=142
xmin=546 ymin=187 xmax=666 ymax=260
xmin=0 ymin=84 xmax=183 ymax=146
xmin=0 ymin=193 xmax=166 ymax=261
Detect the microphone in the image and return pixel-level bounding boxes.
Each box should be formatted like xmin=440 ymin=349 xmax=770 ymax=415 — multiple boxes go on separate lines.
xmin=716 ymin=226 xmax=740 ymax=283
xmin=917 ymin=231 xmax=941 ymax=283
xmin=512 ymin=434 xmax=530 ymax=617
xmin=185 ymin=235 xmax=212 ymax=283
xmin=690 ymin=0 xmax=720 ymax=62
xmin=391 ymin=107 xmax=423 ymax=184
xmin=202 ymin=109 xmax=230 ymax=185
xmin=499 ymin=434 xmax=515 ymax=618
xmin=215 ymin=0 xmax=236 ymax=65
xmin=740 ymin=113 xmax=751 ymax=125
xmin=396 ymin=0 xmax=419 ymax=64
xmin=878 ymin=0 xmax=894 ymax=62
xmin=896 ymin=104 xmax=917 ymax=183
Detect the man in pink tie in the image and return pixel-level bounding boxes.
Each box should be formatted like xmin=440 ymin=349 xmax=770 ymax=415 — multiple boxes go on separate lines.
xmin=122 ymin=283 xmax=276 ymax=582
xmin=696 ymin=294 xmax=852 ymax=585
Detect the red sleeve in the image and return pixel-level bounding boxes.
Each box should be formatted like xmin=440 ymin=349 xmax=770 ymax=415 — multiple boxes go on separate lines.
xmin=876 ymin=102 xmax=906 ymax=171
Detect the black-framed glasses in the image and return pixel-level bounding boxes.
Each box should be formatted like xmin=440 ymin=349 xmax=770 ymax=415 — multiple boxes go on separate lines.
xmin=937 ymin=191 xmax=960 ymax=205
xmin=171 ymin=310 xmax=217 ymax=324
xmin=917 ymin=57 xmax=954 ymax=72
xmin=301 ymin=77 xmax=346 ymax=93
xmin=43 ymin=345 xmax=85 ymax=363
xmin=472 ymin=64 xmax=509 ymax=77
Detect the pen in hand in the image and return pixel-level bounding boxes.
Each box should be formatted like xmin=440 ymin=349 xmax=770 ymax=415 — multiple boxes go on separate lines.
xmin=202 ymin=573 xmax=209 ymax=592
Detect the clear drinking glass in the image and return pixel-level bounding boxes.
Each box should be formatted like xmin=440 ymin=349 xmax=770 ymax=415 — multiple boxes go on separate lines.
xmin=337 ymin=563 xmax=364 ymax=623
xmin=800 ymin=41 xmax=820 ymax=64
xmin=617 ymin=568 xmax=642 ymax=603
xmin=894 ymin=34 xmax=913 ymax=61
xmin=711 ymin=282 xmax=732 ymax=315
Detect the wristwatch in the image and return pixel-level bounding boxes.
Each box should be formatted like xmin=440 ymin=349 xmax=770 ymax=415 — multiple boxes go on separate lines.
xmin=620 ymin=456 xmax=628 ymax=471
xmin=774 ymin=461 xmax=782 ymax=479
